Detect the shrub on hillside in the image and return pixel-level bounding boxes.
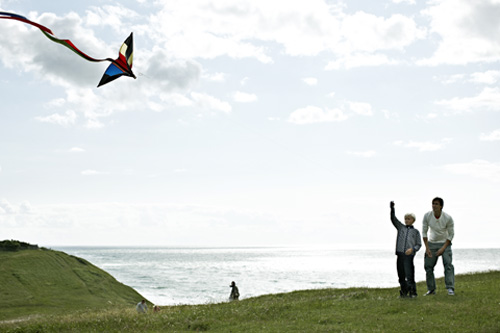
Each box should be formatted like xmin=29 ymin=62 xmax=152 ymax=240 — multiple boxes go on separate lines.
xmin=0 ymin=240 xmax=39 ymax=251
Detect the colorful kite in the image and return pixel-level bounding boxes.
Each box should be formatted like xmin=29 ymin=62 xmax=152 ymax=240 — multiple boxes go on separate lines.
xmin=0 ymin=11 xmax=136 ymax=87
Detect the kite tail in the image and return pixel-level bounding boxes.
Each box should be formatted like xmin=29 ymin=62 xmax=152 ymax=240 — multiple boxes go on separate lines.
xmin=0 ymin=11 xmax=111 ymax=63
xmin=39 ymin=30 xmax=113 ymax=64
xmin=1 ymin=11 xmax=135 ymax=86
xmin=0 ymin=11 xmax=54 ymax=34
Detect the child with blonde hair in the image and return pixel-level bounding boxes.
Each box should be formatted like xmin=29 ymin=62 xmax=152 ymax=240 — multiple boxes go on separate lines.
xmin=390 ymin=201 xmax=422 ymax=297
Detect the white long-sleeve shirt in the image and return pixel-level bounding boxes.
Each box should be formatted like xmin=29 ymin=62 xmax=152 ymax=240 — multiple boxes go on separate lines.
xmin=422 ymin=211 xmax=454 ymax=243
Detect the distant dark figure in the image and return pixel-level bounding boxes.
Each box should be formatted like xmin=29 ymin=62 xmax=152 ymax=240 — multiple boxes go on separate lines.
xmin=229 ymin=281 xmax=240 ymax=301
xmin=153 ymin=305 xmax=161 ymax=312
xmin=136 ymin=299 xmax=148 ymax=313
xmin=390 ymin=201 xmax=421 ymax=298
xmin=422 ymin=197 xmax=455 ymax=296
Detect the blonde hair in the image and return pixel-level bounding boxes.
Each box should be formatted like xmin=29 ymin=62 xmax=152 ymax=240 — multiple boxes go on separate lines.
xmin=405 ymin=213 xmax=416 ymax=221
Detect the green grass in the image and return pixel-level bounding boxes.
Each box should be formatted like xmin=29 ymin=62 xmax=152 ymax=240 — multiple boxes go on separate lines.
xmin=1 ymin=267 xmax=499 ymax=332
xmin=0 ymin=248 xmax=146 ymax=322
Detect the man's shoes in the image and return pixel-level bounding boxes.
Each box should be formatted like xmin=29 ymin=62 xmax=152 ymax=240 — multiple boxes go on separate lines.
xmin=447 ymin=288 xmax=455 ymax=296
xmin=424 ymin=290 xmax=436 ymax=296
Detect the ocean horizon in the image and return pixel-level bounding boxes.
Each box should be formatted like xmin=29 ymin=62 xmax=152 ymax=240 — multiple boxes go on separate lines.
xmin=54 ymin=246 xmax=500 ymax=306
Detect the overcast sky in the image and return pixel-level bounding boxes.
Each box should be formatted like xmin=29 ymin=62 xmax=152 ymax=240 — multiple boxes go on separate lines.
xmin=1 ymin=0 xmax=499 ymax=248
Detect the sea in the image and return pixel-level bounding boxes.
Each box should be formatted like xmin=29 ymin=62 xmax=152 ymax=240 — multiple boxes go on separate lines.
xmin=54 ymin=246 xmax=500 ymax=306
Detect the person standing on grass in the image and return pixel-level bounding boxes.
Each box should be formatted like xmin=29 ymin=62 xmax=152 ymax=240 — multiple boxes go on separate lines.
xmin=136 ymin=299 xmax=148 ymax=313
xmin=390 ymin=201 xmax=421 ymax=298
xmin=229 ymin=281 xmax=240 ymax=301
xmin=422 ymin=197 xmax=455 ymax=296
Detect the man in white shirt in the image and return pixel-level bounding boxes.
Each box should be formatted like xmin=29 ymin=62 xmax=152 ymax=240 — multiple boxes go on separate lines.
xmin=422 ymin=197 xmax=455 ymax=296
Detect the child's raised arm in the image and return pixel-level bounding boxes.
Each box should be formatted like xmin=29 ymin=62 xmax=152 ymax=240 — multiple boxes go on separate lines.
xmin=390 ymin=201 xmax=403 ymax=230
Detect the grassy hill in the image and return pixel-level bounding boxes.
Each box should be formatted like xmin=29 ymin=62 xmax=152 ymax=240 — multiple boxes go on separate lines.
xmin=0 ymin=245 xmax=147 ymax=322
xmin=1 ymin=267 xmax=499 ymax=332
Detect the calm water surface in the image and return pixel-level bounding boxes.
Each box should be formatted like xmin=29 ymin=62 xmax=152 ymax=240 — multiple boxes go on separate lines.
xmin=55 ymin=246 xmax=500 ymax=306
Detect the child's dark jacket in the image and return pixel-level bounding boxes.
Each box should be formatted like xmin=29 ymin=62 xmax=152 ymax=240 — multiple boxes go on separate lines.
xmin=391 ymin=208 xmax=422 ymax=255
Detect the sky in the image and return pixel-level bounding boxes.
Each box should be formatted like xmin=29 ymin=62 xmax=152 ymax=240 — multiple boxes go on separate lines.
xmin=1 ymin=0 xmax=499 ymax=248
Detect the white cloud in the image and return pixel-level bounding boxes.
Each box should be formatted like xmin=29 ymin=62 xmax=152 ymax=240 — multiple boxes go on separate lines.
xmin=0 ymin=199 xmax=32 ymax=216
xmin=233 ymin=91 xmax=257 ymax=103
xmin=150 ymin=0 xmax=280 ymax=61
xmin=150 ymin=0 xmax=422 ymax=64
xmin=326 ymin=53 xmax=396 ymax=70
xmin=302 ymin=77 xmax=318 ymax=86
xmin=35 ymin=110 xmax=77 ymax=127
xmin=347 ymin=150 xmax=377 ymax=158
xmin=470 ymin=70 xmax=500 ymax=85
xmin=0 ymin=199 xmax=16 ymax=214
xmin=348 ymin=101 xmax=373 ymax=116
xmin=442 ymin=160 xmax=500 ymax=182
xmin=433 ymin=73 xmax=465 ymax=85
xmin=288 ymin=100 xmax=374 ymax=125
xmin=203 ymin=72 xmax=227 ymax=82
xmin=19 ymin=201 xmax=33 ymax=215
xmin=382 ymin=109 xmax=399 ymax=120
xmin=435 ymin=87 xmax=500 ymax=112
xmin=288 ymin=106 xmax=348 ymax=124
xmin=69 ymin=147 xmax=85 ymax=153
xmin=191 ymin=92 xmax=232 ymax=113
xmin=421 ymin=0 xmax=500 ymax=65
xmin=480 ymin=129 xmax=500 ymax=141
xmin=424 ymin=113 xmax=438 ymax=120
xmin=339 ymin=12 xmax=425 ymax=53
xmin=394 ymin=138 xmax=452 ymax=151
xmin=436 ymin=71 xmax=500 ymax=85
xmin=162 ymin=93 xmax=195 ymax=108
xmin=84 ymin=5 xmax=140 ymax=34
xmin=240 ymin=77 xmax=249 ymax=86
xmin=143 ymin=52 xmax=202 ymax=92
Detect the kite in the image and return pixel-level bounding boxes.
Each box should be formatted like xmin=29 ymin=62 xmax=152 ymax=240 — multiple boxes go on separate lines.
xmin=0 ymin=11 xmax=136 ymax=87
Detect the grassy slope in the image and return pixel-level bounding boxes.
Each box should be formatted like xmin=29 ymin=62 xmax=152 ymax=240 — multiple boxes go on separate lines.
xmin=0 ymin=249 xmax=146 ymax=321
xmin=1 ymin=270 xmax=499 ymax=332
